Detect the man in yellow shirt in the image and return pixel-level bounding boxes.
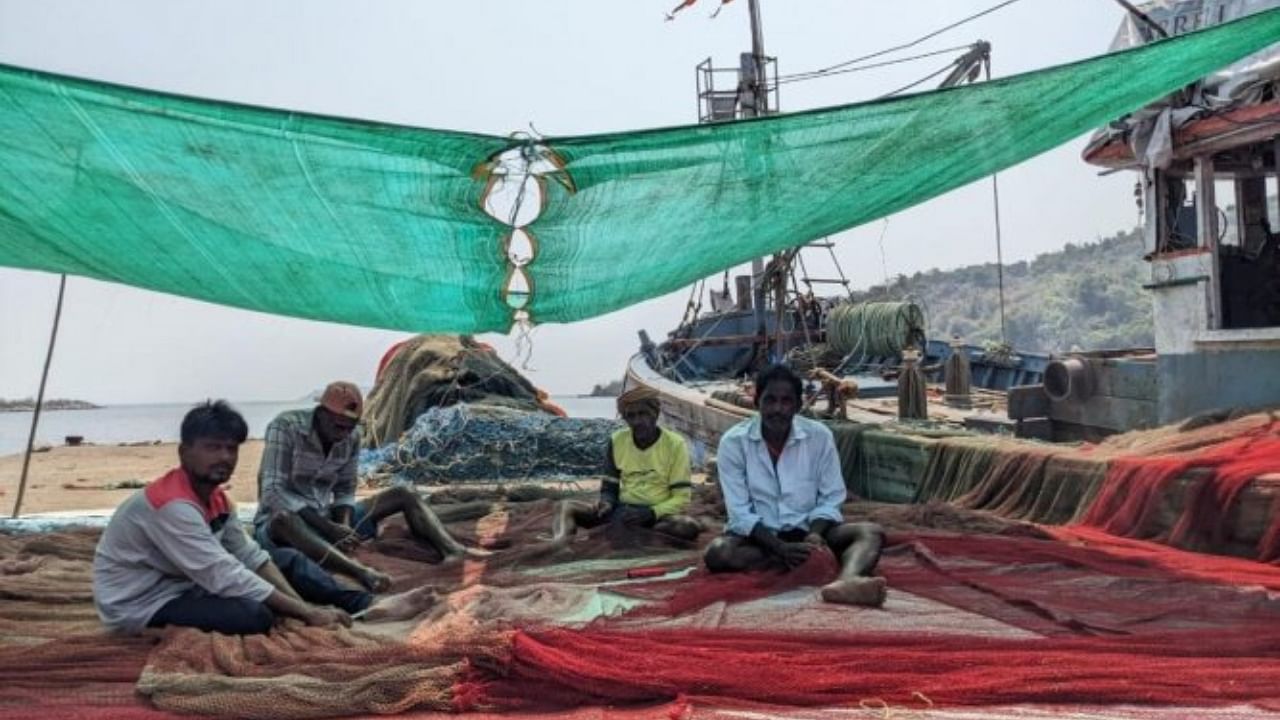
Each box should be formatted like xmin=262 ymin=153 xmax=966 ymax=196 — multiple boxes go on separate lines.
xmin=552 ymin=387 xmax=701 ymax=542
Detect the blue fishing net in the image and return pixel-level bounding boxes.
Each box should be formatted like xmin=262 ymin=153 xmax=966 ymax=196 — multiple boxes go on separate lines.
xmin=360 ymin=404 xmax=619 ymax=484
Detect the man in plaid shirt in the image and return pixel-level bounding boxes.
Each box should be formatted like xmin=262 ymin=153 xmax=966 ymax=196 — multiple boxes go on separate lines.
xmin=253 ymin=382 xmax=486 ymax=592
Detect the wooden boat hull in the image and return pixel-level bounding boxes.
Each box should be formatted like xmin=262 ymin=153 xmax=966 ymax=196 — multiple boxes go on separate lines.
xmin=624 ymin=353 xmax=749 ymax=458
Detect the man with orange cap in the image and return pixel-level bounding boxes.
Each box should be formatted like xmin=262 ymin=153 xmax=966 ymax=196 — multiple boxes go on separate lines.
xmin=254 ymin=382 xmax=485 ymax=593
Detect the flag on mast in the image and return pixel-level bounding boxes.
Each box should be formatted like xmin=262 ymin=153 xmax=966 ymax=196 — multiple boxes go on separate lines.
xmin=666 ymin=0 xmax=735 ymax=21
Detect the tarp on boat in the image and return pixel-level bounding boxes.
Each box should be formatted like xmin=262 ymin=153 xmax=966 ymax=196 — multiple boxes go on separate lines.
xmin=1093 ymin=0 xmax=1280 ymax=168
xmin=2 ymin=10 xmax=1280 ymax=332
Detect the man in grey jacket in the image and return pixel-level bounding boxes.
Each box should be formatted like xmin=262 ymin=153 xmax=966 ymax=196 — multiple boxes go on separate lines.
xmin=93 ymin=401 xmax=367 ymax=635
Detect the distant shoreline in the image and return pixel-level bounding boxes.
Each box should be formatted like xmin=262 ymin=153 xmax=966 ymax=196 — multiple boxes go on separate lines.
xmin=0 ymin=399 xmax=100 ymax=413
xmin=0 ymin=397 xmax=616 ymax=455
xmin=585 ymin=379 xmax=624 ymax=398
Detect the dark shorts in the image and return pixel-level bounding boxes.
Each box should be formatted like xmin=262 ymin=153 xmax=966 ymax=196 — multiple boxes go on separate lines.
xmin=774 ymin=528 xmax=809 ymax=543
xmin=725 ymin=527 xmax=808 ymax=546
xmin=583 ymin=503 xmax=658 ymax=530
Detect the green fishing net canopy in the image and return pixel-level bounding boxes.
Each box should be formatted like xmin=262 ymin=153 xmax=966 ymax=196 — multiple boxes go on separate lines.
xmin=2 ymin=10 xmax=1279 ymax=332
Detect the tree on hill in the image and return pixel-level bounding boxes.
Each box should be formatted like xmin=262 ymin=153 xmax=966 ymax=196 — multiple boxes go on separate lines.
xmin=849 ymin=228 xmax=1153 ymax=354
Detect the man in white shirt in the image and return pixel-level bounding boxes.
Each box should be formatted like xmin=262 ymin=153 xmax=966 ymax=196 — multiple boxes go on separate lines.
xmin=704 ymin=364 xmax=887 ymax=607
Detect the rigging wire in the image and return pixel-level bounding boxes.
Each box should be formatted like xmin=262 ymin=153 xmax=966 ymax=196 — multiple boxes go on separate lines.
xmin=787 ymin=0 xmax=1027 ymax=79
xmin=775 ymin=45 xmax=973 ymax=86
xmin=982 ymin=59 xmax=1009 ymax=344
xmin=878 ymin=63 xmax=960 ymax=98
xmin=876 ymin=219 xmax=893 ymax=291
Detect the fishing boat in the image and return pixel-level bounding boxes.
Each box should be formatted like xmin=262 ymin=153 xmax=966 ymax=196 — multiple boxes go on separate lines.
xmin=631 ymin=0 xmax=1280 ymax=467
xmin=624 ymin=2 xmax=1280 ymax=538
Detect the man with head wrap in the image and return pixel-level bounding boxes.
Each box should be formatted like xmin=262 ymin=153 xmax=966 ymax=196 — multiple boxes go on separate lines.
xmin=551 ymin=386 xmax=702 ymax=542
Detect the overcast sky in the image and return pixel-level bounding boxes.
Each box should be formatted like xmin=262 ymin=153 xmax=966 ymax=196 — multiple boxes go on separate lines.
xmin=0 ymin=0 xmax=1140 ymax=404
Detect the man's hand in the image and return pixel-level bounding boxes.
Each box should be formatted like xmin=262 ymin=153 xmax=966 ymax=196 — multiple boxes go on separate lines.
xmin=321 ymin=519 xmax=356 ymax=544
xmin=594 ymin=500 xmax=615 ymax=519
xmin=334 ymin=532 xmax=362 ymax=553
xmin=804 ymin=532 xmax=827 ymax=548
xmin=774 ymin=542 xmax=813 ymax=569
xmin=303 ymin=606 xmax=352 ymax=628
xmin=620 ymin=506 xmax=657 ymax=528
xmin=304 ymin=509 xmax=355 ymax=546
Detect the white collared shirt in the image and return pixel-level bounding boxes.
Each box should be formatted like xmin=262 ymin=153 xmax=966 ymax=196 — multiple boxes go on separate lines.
xmin=716 ymin=414 xmax=846 ymax=536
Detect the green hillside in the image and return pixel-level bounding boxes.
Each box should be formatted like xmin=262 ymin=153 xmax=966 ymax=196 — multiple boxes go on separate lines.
xmin=848 ymin=228 xmax=1154 ymax=354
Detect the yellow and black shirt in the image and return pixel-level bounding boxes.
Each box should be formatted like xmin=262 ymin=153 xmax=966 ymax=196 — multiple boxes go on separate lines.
xmin=601 ymin=427 xmax=692 ymax=518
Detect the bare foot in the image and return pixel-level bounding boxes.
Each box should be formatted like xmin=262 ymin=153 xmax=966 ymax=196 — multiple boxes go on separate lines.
xmin=358 ymin=568 xmax=394 ymax=593
xmin=360 ymin=585 xmax=439 ymax=622
xmin=820 ymin=577 xmax=888 ymax=607
xmin=440 ymin=547 xmax=492 ymax=564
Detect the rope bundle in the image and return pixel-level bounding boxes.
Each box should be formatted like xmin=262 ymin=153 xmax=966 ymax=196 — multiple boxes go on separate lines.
xmin=944 ymin=342 xmax=972 ymax=408
xmin=825 ymin=302 xmax=926 ymax=358
xmin=898 ymin=351 xmax=929 ymax=421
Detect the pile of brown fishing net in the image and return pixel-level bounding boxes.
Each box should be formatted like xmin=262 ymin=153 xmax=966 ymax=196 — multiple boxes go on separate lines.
xmin=359 ymin=335 xmax=618 ymax=486
xmin=136 ymin=625 xmax=482 ymax=719
xmin=362 ymin=335 xmax=545 ymax=448
xmin=0 ymin=530 xmax=101 ymax=642
xmin=0 ymin=529 xmax=162 ymax=720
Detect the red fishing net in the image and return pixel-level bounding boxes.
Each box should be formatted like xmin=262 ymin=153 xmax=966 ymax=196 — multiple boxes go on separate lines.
xmin=1077 ymin=427 xmax=1280 ymax=560
xmin=879 ymin=531 xmax=1280 ymax=635
xmin=469 ymin=625 xmax=1280 ymax=712
xmin=611 ymin=548 xmax=839 ymax=619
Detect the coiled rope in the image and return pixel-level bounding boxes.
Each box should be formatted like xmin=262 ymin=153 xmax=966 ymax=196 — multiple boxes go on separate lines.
xmin=825 ymin=302 xmax=926 ymax=358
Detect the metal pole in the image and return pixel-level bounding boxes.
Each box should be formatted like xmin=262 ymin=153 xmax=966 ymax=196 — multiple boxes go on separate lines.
xmin=12 ymin=274 xmax=67 ymax=518
xmin=985 ymin=60 xmax=1008 ymax=344
xmin=747 ymin=0 xmax=768 ymax=113
xmin=747 ymin=0 xmax=774 ymax=361
xmin=992 ymin=175 xmax=1008 ymax=344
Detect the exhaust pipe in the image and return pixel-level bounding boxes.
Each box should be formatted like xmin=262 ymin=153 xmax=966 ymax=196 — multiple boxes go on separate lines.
xmin=1044 ymin=357 xmax=1094 ymax=403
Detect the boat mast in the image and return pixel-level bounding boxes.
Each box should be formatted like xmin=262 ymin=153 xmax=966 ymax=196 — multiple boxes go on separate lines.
xmin=745 ymin=0 xmax=780 ymax=350
xmin=748 ymin=10 xmax=766 ymax=336
xmin=747 ymin=0 xmax=769 ymax=115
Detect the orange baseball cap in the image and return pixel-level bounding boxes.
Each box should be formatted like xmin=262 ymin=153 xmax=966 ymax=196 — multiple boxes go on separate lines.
xmin=320 ymin=381 xmax=363 ymax=420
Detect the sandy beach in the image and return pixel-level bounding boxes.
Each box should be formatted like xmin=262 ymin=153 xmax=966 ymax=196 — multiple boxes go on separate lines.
xmin=0 ymin=441 xmax=265 ymax=514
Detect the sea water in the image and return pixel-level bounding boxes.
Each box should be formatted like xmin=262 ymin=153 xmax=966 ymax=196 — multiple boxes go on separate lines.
xmin=0 ymin=396 xmax=618 ymax=456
